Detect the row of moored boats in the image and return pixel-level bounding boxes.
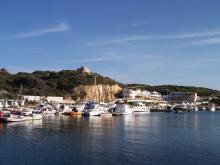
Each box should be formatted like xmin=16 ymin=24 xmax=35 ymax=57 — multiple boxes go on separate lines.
xmin=0 ymin=101 xmax=150 ymax=122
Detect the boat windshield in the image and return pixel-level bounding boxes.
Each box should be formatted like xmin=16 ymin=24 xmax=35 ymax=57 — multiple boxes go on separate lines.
xmin=85 ymin=103 xmax=96 ymax=109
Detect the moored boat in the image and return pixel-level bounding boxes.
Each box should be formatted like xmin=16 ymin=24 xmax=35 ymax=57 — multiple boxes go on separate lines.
xmin=173 ymin=103 xmax=187 ymax=114
xmin=129 ymin=101 xmax=150 ymax=114
xmin=112 ymin=103 xmax=133 ymax=116
xmin=210 ymin=105 xmax=216 ymax=112
xmin=2 ymin=113 xmax=43 ymax=122
xmin=82 ymin=102 xmax=103 ymax=116
xmin=3 ymin=114 xmax=33 ymax=122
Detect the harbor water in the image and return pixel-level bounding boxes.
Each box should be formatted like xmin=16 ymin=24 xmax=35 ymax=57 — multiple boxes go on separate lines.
xmin=0 ymin=112 xmax=220 ymax=165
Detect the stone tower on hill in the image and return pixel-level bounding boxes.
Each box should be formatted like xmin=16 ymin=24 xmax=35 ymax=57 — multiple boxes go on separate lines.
xmin=77 ymin=66 xmax=91 ymax=74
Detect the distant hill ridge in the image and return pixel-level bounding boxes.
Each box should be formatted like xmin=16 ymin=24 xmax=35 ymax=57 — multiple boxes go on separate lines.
xmin=0 ymin=67 xmax=219 ymax=99
xmin=0 ymin=66 xmax=118 ymax=99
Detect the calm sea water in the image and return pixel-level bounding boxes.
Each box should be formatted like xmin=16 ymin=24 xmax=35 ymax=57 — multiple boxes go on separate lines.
xmin=0 ymin=112 xmax=220 ymax=165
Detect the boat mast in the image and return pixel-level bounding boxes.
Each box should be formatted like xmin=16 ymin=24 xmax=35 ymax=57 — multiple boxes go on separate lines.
xmin=17 ymin=84 xmax=23 ymax=100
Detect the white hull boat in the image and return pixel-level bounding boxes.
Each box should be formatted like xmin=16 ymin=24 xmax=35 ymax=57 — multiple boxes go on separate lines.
xmin=32 ymin=114 xmax=43 ymax=120
xmin=3 ymin=114 xmax=43 ymax=122
xmin=82 ymin=102 xmax=102 ymax=116
xmin=210 ymin=106 xmax=216 ymax=112
xmin=43 ymin=110 xmax=57 ymax=115
xmin=3 ymin=115 xmax=32 ymax=122
xmin=21 ymin=109 xmax=33 ymax=116
xmin=112 ymin=104 xmax=133 ymax=116
xmin=132 ymin=107 xmax=150 ymax=114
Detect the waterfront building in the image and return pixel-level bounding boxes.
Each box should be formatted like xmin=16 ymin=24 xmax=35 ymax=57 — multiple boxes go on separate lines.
xmin=168 ymin=92 xmax=198 ymax=103
xmin=46 ymin=96 xmax=63 ymax=103
xmin=23 ymin=96 xmax=41 ymax=102
xmin=0 ymin=99 xmax=4 ymax=108
xmin=23 ymin=95 xmax=64 ymax=103
xmin=150 ymin=91 xmax=162 ymax=100
xmin=0 ymin=99 xmax=21 ymax=108
xmin=122 ymin=89 xmax=161 ymax=100
xmin=122 ymin=89 xmax=138 ymax=99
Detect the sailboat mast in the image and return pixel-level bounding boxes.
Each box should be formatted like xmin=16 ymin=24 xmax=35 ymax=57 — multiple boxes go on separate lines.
xmin=17 ymin=84 xmax=23 ymax=100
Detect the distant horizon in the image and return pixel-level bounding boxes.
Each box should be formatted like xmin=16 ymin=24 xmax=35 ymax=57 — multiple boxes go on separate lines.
xmin=1 ymin=1 xmax=220 ymax=90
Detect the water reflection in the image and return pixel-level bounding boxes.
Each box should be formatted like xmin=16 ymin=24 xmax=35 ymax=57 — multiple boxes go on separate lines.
xmin=0 ymin=113 xmax=220 ymax=165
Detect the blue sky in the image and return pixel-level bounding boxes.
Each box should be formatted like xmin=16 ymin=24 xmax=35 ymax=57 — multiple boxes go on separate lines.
xmin=1 ymin=0 xmax=220 ymax=89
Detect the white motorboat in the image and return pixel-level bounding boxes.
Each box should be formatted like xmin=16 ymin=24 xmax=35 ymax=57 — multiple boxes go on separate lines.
xmin=210 ymin=105 xmax=216 ymax=112
xmin=73 ymin=103 xmax=86 ymax=111
xmin=21 ymin=108 xmax=33 ymax=116
xmin=82 ymin=102 xmax=103 ymax=116
xmin=60 ymin=104 xmax=72 ymax=114
xmin=43 ymin=107 xmax=57 ymax=115
xmin=173 ymin=102 xmax=187 ymax=113
xmin=3 ymin=113 xmax=43 ymax=122
xmin=32 ymin=114 xmax=43 ymax=120
xmin=129 ymin=101 xmax=150 ymax=114
xmin=112 ymin=104 xmax=133 ymax=116
xmin=3 ymin=114 xmax=32 ymax=122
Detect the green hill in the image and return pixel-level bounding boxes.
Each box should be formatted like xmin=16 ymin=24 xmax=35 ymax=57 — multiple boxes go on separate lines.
xmin=0 ymin=67 xmax=219 ymax=99
xmin=0 ymin=67 xmax=117 ymax=99
xmin=126 ymin=84 xmax=220 ymax=96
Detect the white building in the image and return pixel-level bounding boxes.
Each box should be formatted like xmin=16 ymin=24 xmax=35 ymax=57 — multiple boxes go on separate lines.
xmin=23 ymin=96 xmax=41 ymax=102
xmin=46 ymin=96 xmax=63 ymax=103
xmin=122 ymin=89 xmax=160 ymax=100
xmin=122 ymin=89 xmax=137 ymax=99
xmin=23 ymin=95 xmax=64 ymax=103
xmin=150 ymin=91 xmax=162 ymax=100
xmin=0 ymin=99 xmax=21 ymax=108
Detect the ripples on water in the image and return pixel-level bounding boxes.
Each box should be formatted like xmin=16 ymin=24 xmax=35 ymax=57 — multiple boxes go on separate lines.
xmin=0 ymin=112 xmax=220 ymax=165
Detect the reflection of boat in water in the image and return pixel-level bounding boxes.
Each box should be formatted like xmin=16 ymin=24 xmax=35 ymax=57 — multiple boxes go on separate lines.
xmin=101 ymin=111 xmax=112 ymax=117
xmin=112 ymin=104 xmax=133 ymax=116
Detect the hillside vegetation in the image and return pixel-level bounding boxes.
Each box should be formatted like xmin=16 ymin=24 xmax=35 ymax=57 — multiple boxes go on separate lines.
xmin=126 ymin=84 xmax=220 ymax=96
xmin=0 ymin=68 xmax=117 ymax=99
xmin=0 ymin=68 xmax=219 ymax=99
